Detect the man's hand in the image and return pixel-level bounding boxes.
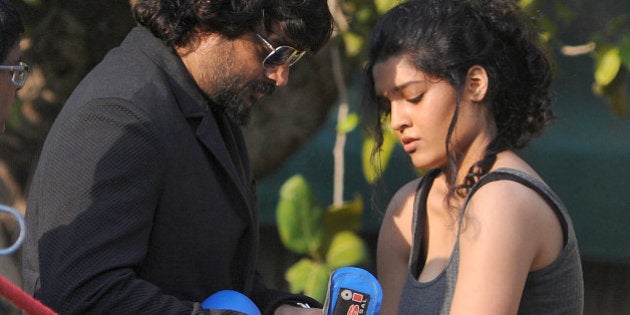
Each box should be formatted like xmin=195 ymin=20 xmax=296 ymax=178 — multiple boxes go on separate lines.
xmin=274 ymin=304 xmax=322 ymax=315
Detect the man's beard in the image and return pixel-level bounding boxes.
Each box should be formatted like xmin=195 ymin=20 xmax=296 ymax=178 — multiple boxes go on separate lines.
xmin=214 ymin=79 xmax=276 ymax=126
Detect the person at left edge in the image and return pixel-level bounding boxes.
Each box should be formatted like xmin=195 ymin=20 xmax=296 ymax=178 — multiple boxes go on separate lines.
xmin=0 ymin=0 xmax=28 ymax=132
xmin=21 ymin=1 xmax=333 ymax=314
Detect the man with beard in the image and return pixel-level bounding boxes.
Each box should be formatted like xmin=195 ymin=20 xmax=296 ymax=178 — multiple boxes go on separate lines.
xmin=21 ymin=1 xmax=333 ymax=314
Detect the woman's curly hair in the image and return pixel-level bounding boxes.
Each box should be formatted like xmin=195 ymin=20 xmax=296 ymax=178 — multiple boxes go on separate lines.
xmin=362 ymin=0 xmax=554 ymax=204
xmin=133 ymin=0 xmax=333 ymax=52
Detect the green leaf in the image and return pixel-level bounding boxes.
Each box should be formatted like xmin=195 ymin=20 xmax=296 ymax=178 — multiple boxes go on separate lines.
xmin=362 ymin=125 xmax=399 ymax=184
xmin=302 ymin=262 xmax=333 ymax=303
xmin=362 ymin=135 xmax=379 ymax=184
xmin=518 ymin=0 xmax=536 ymax=11
xmin=342 ymin=31 xmax=364 ymax=57
xmin=276 ymin=175 xmax=324 ymax=254
xmin=374 ymin=0 xmax=398 ymax=15
xmin=323 ymin=195 xmax=363 ymax=236
xmin=286 ymin=259 xmax=333 ymax=303
xmin=337 ymin=112 xmax=359 ymax=134
xmin=326 ymin=231 xmax=368 ymax=269
xmin=381 ymin=127 xmax=398 ymax=167
xmin=285 ymin=258 xmax=314 ymax=293
xmin=595 ymin=47 xmax=622 ymax=87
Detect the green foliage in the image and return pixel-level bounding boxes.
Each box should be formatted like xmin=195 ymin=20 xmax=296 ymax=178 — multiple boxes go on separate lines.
xmin=595 ymin=47 xmax=622 ymax=87
xmin=336 ymin=112 xmax=359 ymax=134
xmin=373 ymin=0 xmax=398 ymax=15
xmin=532 ymin=0 xmax=630 ymax=116
xmin=361 ymin=126 xmax=398 ymax=184
xmin=276 ymin=175 xmax=324 ymax=256
xmin=592 ymin=41 xmax=629 ymax=116
xmin=285 ymin=258 xmax=332 ymax=300
xmin=326 ymin=230 xmax=368 ymax=269
xmin=276 ymin=175 xmax=369 ymax=302
xmin=323 ymin=195 xmax=363 ymax=235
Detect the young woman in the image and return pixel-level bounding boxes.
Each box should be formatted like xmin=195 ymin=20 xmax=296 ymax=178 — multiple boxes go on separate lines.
xmin=362 ymin=0 xmax=584 ymax=314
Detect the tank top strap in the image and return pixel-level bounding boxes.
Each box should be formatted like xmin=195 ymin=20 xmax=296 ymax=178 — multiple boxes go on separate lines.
xmin=409 ymin=168 xmax=442 ymax=277
xmin=458 ymin=168 xmax=570 ymax=246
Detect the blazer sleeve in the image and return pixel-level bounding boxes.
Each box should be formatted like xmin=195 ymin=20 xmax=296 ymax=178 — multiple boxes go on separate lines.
xmin=27 ymin=98 xmax=230 ymax=315
xmin=250 ymin=272 xmax=323 ymax=314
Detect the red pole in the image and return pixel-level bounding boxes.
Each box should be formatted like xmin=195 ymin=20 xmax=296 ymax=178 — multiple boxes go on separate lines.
xmin=0 ymin=275 xmax=57 ymax=315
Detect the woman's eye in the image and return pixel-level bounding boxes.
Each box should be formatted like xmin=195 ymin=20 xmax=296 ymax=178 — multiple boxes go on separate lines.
xmin=407 ymin=94 xmax=424 ymax=103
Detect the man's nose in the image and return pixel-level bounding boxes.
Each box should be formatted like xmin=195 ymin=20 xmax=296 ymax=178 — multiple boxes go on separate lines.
xmin=265 ymin=64 xmax=290 ymax=87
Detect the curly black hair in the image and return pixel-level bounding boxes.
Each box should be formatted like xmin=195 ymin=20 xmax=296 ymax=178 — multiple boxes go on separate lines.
xmin=132 ymin=0 xmax=333 ymax=53
xmin=0 ymin=0 xmax=24 ymax=62
xmin=362 ymin=0 xmax=554 ymax=202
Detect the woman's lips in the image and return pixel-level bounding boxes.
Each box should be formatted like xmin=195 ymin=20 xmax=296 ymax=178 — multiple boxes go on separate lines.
xmin=401 ymin=136 xmax=419 ymax=153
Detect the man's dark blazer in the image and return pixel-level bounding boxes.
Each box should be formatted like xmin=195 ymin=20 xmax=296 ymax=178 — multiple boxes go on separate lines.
xmin=22 ymin=26 xmax=317 ymax=314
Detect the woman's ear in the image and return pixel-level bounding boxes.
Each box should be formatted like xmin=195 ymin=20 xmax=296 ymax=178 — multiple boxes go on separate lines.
xmin=464 ymin=65 xmax=488 ymax=102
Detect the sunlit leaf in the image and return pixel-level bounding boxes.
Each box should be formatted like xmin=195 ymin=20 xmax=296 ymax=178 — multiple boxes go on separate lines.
xmin=362 ymin=136 xmax=379 ymax=184
xmin=337 ymin=112 xmax=359 ymax=134
xmin=518 ymin=0 xmax=536 ymax=11
xmin=342 ymin=32 xmax=364 ymax=57
xmin=323 ymin=195 xmax=363 ymax=236
xmin=355 ymin=6 xmax=376 ymax=25
xmin=361 ymin=125 xmax=398 ymax=184
xmin=302 ymin=262 xmax=333 ymax=303
xmin=285 ymin=258 xmax=314 ymax=293
xmin=276 ymin=175 xmax=324 ymax=254
xmin=381 ymin=126 xmax=398 ymax=165
xmin=595 ymin=47 xmax=622 ymax=87
xmin=374 ymin=0 xmax=399 ymax=15
xmin=326 ymin=231 xmax=368 ymax=269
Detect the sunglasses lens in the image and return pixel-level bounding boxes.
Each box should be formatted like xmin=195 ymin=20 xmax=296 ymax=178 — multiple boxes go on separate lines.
xmin=264 ymin=46 xmax=306 ymax=67
xmin=9 ymin=62 xmax=29 ymax=88
xmin=12 ymin=72 xmax=25 ymax=87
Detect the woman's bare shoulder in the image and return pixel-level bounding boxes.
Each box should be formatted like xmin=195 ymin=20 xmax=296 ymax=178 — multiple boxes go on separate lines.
xmin=382 ymin=177 xmax=424 ymax=220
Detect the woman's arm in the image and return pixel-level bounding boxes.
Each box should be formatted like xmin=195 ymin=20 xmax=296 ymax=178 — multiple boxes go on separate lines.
xmin=449 ymin=180 xmax=563 ymax=315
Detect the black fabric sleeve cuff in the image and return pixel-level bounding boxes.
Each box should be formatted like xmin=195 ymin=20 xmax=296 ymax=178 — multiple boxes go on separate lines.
xmin=262 ymin=294 xmax=322 ymax=315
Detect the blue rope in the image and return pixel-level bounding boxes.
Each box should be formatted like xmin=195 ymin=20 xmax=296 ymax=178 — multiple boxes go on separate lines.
xmin=0 ymin=205 xmax=25 ymax=256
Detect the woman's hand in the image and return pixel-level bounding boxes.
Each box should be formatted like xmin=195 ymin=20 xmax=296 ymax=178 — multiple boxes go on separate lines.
xmin=274 ymin=304 xmax=322 ymax=315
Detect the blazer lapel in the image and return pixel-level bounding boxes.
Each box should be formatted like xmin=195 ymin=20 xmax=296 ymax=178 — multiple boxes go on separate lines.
xmin=132 ymin=25 xmax=259 ymax=289
xmin=195 ymin=111 xmax=247 ymax=191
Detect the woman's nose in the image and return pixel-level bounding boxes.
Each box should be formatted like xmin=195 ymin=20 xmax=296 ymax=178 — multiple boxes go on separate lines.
xmin=389 ymin=101 xmax=409 ymax=132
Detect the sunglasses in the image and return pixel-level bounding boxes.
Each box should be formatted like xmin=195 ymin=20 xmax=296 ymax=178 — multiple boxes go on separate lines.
xmin=256 ymin=33 xmax=306 ymax=68
xmin=0 ymin=61 xmax=30 ymax=88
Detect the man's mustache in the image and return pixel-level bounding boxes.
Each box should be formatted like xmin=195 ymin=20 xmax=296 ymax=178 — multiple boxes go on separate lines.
xmin=250 ymin=80 xmax=276 ymax=96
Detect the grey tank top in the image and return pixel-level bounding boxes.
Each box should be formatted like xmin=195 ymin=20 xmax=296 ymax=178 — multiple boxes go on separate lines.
xmin=398 ymin=168 xmax=584 ymax=314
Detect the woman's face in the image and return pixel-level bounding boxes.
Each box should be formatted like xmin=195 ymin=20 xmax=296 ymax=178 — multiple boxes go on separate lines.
xmin=373 ymin=55 xmax=456 ymax=169
xmin=0 ymin=43 xmax=21 ymax=132
xmin=373 ymin=55 xmax=492 ymax=171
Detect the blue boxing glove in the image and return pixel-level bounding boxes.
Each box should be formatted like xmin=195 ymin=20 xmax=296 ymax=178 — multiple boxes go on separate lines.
xmin=322 ymin=266 xmax=383 ymax=315
xmin=201 ymin=290 xmax=261 ymax=315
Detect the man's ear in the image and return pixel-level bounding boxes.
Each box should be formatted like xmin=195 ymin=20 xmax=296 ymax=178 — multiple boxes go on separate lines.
xmin=465 ymin=65 xmax=488 ymax=102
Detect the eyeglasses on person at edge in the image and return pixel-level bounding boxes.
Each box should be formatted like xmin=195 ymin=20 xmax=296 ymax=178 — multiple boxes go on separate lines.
xmin=0 ymin=61 xmax=30 ymax=88
xmin=256 ymin=33 xmax=306 ymax=68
